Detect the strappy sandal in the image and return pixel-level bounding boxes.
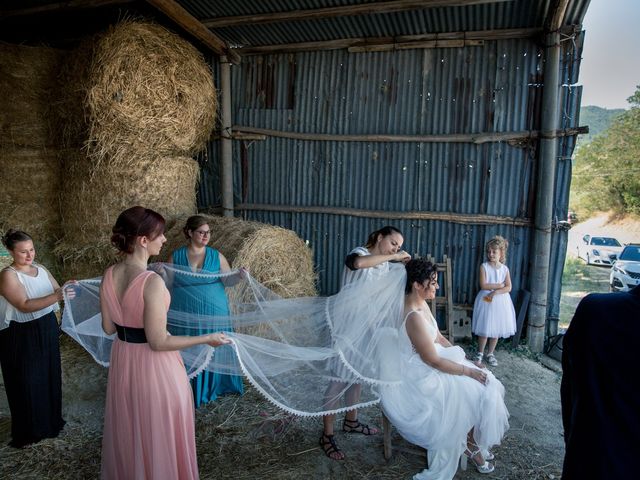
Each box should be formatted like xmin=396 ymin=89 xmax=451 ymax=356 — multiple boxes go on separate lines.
xmin=460 ymin=449 xmax=495 ymax=474
xmin=342 ymin=418 xmax=378 ymax=435
xmin=319 ymin=433 xmax=344 ymax=460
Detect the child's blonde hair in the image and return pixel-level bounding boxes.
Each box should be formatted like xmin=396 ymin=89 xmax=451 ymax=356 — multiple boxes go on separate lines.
xmin=486 ymin=235 xmax=508 ymax=263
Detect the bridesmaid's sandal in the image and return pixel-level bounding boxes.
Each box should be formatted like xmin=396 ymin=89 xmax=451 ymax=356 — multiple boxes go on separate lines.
xmin=342 ymin=418 xmax=378 ymax=435
xmin=319 ymin=433 xmax=344 ymax=460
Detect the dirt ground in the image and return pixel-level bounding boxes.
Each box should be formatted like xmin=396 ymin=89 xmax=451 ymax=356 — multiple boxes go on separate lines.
xmin=0 ymin=335 xmax=564 ymax=480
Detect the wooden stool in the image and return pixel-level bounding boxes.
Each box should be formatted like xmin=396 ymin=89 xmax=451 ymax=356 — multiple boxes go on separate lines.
xmin=381 ymin=410 xmax=428 ymax=464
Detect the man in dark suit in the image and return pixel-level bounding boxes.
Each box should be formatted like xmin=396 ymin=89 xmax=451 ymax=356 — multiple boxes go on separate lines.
xmin=561 ymin=285 xmax=640 ymax=479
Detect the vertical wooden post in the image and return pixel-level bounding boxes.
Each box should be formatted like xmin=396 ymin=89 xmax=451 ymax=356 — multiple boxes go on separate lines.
xmin=445 ymin=255 xmax=454 ymax=343
xmin=220 ymin=55 xmax=234 ymax=217
xmin=528 ymin=31 xmax=560 ymax=352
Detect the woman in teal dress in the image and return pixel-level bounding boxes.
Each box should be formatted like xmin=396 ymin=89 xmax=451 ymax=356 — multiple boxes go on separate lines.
xmin=168 ymin=215 xmax=244 ymax=407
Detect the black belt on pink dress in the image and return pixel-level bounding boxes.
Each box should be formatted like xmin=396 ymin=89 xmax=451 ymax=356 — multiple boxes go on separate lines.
xmin=115 ymin=324 xmax=147 ymax=343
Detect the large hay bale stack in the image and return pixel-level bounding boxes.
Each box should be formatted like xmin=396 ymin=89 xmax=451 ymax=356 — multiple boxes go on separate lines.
xmin=0 ymin=43 xmax=65 ymax=148
xmin=160 ymin=215 xmax=317 ymax=299
xmin=0 ymin=149 xmax=62 ymax=240
xmin=56 ymin=153 xmax=199 ymax=280
xmin=54 ymin=21 xmax=217 ymax=280
xmin=0 ymin=43 xmax=66 ymax=278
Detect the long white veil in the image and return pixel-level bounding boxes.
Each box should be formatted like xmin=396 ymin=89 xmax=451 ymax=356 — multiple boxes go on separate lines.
xmin=62 ymin=262 xmax=407 ymax=417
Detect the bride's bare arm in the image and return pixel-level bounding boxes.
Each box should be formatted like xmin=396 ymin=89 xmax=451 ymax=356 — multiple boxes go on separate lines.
xmin=433 ymin=329 xmax=453 ymax=347
xmin=406 ymin=313 xmax=486 ymax=384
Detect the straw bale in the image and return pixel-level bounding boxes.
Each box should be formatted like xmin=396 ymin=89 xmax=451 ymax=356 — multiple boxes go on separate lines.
xmin=53 ymin=39 xmax=96 ymax=148
xmin=160 ymin=214 xmax=317 ymax=299
xmin=0 ymin=43 xmax=66 ymax=148
xmin=85 ymin=21 xmax=217 ymax=165
xmin=55 ymin=151 xmax=199 ymax=281
xmin=0 ymin=148 xmax=62 ymax=241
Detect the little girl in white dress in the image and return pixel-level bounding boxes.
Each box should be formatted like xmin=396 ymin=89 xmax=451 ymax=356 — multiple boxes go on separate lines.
xmin=472 ymin=236 xmax=517 ymax=367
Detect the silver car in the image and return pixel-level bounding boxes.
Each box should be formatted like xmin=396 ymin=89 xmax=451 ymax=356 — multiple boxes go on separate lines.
xmin=610 ymin=244 xmax=640 ymax=292
xmin=577 ymin=235 xmax=623 ymax=265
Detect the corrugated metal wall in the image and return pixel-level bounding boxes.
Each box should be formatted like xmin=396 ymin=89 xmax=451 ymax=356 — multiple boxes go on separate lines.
xmin=197 ymin=34 xmax=583 ymax=330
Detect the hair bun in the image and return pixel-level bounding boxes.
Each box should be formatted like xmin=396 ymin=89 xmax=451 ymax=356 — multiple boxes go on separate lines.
xmin=110 ymin=232 xmax=129 ymax=253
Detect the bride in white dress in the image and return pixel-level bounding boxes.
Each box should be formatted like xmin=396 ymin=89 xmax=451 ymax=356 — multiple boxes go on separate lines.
xmin=380 ymin=259 xmax=509 ymax=479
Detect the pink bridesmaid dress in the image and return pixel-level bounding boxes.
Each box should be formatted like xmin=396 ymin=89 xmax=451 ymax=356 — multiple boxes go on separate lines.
xmin=101 ymin=267 xmax=199 ymax=479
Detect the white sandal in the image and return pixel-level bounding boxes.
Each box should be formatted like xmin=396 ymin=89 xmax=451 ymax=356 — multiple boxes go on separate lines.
xmin=485 ymin=353 xmax=498 ymax=366
xmin=460 ymin=449 xmax=495 ymax=474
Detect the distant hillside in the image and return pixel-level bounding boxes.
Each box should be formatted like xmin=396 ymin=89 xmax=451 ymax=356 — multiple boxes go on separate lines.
xmin=577 ymin=105 xmax=625 ymax=147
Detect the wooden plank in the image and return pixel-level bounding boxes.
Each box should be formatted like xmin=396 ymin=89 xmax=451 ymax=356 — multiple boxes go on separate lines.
xmin=239 ymin=27 xmax=540 ymax=55
xmin=233 ymin=125 xmax=588 ymax=145
xmin=382 ymin=411 xmax=392 ymax=460
xmin=347 ymin=39 xmax=484 ymax=53
xmin=202 ymin=0 xmax=513 ymax=29
xmin=236 ymin=203 xmax=533 ymax=227
xmin=144 ymin=0 xmax=239 ymax=63
xmin=511 ymin=289 xmax=531 ymax=347
xmin=546 ymin=0 xmax=572 ymax=32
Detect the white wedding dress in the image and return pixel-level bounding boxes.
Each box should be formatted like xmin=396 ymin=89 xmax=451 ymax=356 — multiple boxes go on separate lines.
xmin=380 ymin=309 xmax=509 ymax=480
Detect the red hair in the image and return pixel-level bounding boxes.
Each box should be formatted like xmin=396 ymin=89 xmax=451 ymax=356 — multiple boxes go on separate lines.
xmin=111 ymin=206 xmax=165 ymax=254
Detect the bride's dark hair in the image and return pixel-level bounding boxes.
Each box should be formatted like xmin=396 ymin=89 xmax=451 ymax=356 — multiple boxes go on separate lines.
xmin=111 ymin=206 xmax=165 ymax=254
xmin=405 ymin=258 xmax=438 ymax=294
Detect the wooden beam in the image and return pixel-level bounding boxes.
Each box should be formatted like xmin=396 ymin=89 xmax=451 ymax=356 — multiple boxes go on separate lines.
xmin=202 ymin=0 xmax=514 ymax=29
xmin=236 ymin=204 xmax=533 ymax=227
xmin=545 ymin=0 xmax=572 ymax=32
xmin=347 ymin=39 xmax=484 ymax=53
xmin=0 ymin=0 xmax=133 ymax=18
xmin=144 ymin=0 xmax=239 ymax=63
xmin=238 ymin=28 xmax=541 ymax=55
xmin=232 ymin=125 xmax=589 ymax=145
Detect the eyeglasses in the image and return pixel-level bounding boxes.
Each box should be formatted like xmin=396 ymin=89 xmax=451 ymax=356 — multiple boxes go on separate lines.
xmin=194 ymin=230 xmax=211 ymax=237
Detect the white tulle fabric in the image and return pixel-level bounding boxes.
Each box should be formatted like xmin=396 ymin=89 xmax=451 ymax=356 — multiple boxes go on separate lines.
xmin=62 ymin=262 xmax=408 ymax=417
xmin=379 ymin=310 xmax=509 ymax=480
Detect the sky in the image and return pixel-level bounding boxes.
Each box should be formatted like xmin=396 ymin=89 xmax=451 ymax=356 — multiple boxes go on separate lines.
xmin=579 ymin=0 xmax=640 ymax=109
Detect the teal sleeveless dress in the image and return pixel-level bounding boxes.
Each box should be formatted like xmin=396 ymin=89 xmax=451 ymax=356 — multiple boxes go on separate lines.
xmin=169 ymin=246 xmax=244 ymax=407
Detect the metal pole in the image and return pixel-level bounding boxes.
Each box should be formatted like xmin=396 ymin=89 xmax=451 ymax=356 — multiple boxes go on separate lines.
xmin=220 ymin=55 xmax=234 ymax=217
xmin=528 ymin=31 xmax=560 ymax=352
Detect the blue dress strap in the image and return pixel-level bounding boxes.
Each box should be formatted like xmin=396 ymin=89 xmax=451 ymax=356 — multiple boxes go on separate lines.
xmin=203 ymin=247 xmax=221 ymax=273
xmin=172 ymin=246 xmax=189 ymax=267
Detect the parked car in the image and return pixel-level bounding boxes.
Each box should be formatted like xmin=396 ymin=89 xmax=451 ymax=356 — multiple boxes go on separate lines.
xmin=576 ymin=235 xmax=623 ymax=265
xmin=610 ymin=244 xmax=640 ymax=292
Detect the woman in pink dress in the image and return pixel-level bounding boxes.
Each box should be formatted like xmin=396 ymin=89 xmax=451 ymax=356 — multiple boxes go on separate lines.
xmin=100 ymin=206 xmax=230 ymax=479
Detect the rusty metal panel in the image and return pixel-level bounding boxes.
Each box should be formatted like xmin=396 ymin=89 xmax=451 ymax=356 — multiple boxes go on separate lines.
xmin=197 ymin=33 xmax=585 ymax=326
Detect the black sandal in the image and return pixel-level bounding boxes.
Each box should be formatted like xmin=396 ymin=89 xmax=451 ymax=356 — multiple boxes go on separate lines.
xmin=342 ymin=418 xmax=378 ymax=435
xmin=319 ymin=433 xmax=344 ymax=460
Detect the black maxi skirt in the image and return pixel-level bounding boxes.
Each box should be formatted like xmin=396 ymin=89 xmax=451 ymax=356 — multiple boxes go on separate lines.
xmin=0 ymin=311 xmax=65 ymax=447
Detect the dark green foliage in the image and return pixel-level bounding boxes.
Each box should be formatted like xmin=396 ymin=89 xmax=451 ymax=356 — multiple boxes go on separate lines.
xmin=571 ymin=86 xmax=640 ymax=216
xmin=576 ymin=105 xmax=625 ymax=148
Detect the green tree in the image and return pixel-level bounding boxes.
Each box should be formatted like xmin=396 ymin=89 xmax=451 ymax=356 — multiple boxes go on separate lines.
xmin=571 ymin=85 xmax=640 ymax=216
